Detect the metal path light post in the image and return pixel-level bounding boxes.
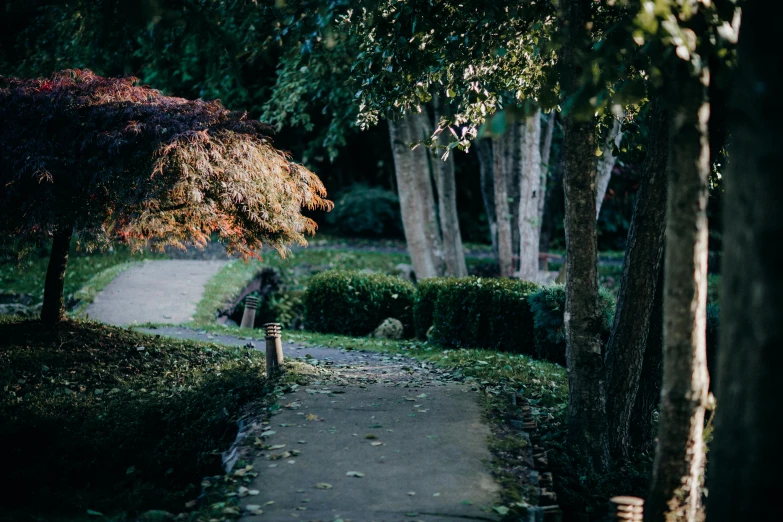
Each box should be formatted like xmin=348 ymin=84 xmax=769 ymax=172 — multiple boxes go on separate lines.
xmin=240 ymin=296 xmax=258 ymax=329
xmin=264 ymin=322 xmax=284 ymax=376
xmin=608 ymin=496 xmax=644 ymax=521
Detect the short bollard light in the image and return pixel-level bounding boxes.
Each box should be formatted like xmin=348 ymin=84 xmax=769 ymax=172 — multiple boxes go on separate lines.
xmin=264 ymin=322 xmax=284 ymax=376
xmin=608 ymin=496 xmax=644 ymax=521
xmin=240 ymin=296 xmax=259 ymax=329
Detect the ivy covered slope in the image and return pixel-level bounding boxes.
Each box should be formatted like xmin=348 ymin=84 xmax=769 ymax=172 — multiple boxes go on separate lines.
xmin=0 ymin=317 xmax=272 ymax=517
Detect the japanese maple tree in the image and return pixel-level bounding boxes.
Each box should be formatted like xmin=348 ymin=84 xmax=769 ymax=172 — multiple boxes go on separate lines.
xmin=0 ymin=70 xmax=332 ymax=323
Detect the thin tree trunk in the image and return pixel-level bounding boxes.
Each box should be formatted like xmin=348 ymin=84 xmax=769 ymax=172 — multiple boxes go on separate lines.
xmin=41 ymin=224 xmax=73 ymax=324
xmin=538 ymin=111 xmax=556 ymax=234
xmin=647 ymin=66 xmax=710 ymax=522
xmin=476 ymin=138 xmax=498 ymax=256
xmin=432 ymin=97 xmax=468 ymax=277
xmin=707 ymin=5 xmax=783 ymax=519
xmin=388 ymin=114 xmax=443 ymax=279
xmin=518 ymin=108 xmax=542 ymax=281
xmin=508 ymin=121 xmax=524 ymax=272
xmin=409 ymin=111 xmax=445 ymax=272
xmin=604 ymin=99 xmax=669 ymax=459
xmin=560 ymin=0 xmax=608 ymax=475
xmin=629 ymin=263 xmax=664 ymax=454
xmin=492 ymin=133 xmax=514 ymax=277
xmin=595 ymin=117 xmax=623 ymax=218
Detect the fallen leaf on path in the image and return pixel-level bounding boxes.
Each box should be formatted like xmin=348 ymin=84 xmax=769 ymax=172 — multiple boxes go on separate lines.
xmin=260 ymin=430 xmax=276 ymax=437
xmin=268 ymin=444 xmax=286 ymax=450
xmin=416 ymin=393 xmax=428 ymax=398
xmin=305 ymin=414 xmax=319 ymax=421
xmin=248 ymin=489 xmax=260 ymax=496
xmin=370 ymin=441 xmax=383 ymax=447
xmin=407 ymin=491 xmax=416 ymax=496
xmin=315 ymin=483 xmax=333 ymax=489
xmin=365 ymin=433 xmax=377 ymax=439
xmin=346 ymin=471 xmax=365 ymax=477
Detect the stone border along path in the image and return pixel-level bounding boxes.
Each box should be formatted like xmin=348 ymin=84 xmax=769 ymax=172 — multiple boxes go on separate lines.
xmin=84 ymin=260 xmax=227 ymax=325
xmin=144 ymin=326 xmax=503 ymax=522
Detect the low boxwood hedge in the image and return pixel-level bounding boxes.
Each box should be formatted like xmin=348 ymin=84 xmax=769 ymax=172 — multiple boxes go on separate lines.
xmin=422 ymin=277 xmax=540 ymax=354
xmin=413 ymin=278 xmax=449 ymax=339
xmin=303 ymin=269 xmax=415 ymax=336
xmin=527 ymin=284 xmax=616 ymax=366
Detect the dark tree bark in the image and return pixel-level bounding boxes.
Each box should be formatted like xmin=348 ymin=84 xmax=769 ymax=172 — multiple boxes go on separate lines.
xmin=604 ymin=99 xmax=669 ymax=459
xmin=476 ymin=138 xmax=498 ymax=257
xmin=647 ymin=63 xmax=710 ymax=522
xmin=560 ymin=0 xmax=609 ymax=474
xmin=629 ymin=264 xmax=664 ymax=454
xmin=41 ymin=224 xmax=73 ymax=323
xmin=706 ymin=5 xmax=783 ymax=520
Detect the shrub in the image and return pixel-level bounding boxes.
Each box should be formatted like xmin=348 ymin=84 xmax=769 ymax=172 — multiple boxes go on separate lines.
xmin=528 ymin=285 xmax=616 ymax=366
xmin=325 ymin=183 xmax=403 ymax=237
xmin=304 ymin=270 xmax=415 ymax=336
xmin=413 ymin=278 xmax=449 ymax=339
xmin=427 ymin=277 xmax=541 ymax=354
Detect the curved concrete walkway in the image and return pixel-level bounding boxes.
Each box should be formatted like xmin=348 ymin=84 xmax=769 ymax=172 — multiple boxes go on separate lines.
xmin=147 ymin=326 xmax=502 ymax=522
xmin=84 ymin=260 xmax=226 ymax=325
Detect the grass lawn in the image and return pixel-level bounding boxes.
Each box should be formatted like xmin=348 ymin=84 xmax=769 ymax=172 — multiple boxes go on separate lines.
xmin=0 ymin=318 xmax=276 ymax=521
xmin=0 ymin=245 xmax=165 ymax=310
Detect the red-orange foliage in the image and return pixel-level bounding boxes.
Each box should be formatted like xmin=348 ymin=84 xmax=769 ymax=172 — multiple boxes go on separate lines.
xmin=0 ymin=70 xmax=332 ymax=258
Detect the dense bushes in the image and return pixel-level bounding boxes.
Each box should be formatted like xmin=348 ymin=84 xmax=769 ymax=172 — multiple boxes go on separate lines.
xmin=418 ymin=277 xmax=541 ymax=354
xmin=325 ymin=183 xmax=403 ymax=237
xmin=528 ymin=285 xmax=616 ymax=365
xmin=413 ymin=278 xmax=448 ymax=339
xmin=304 ymin=270 xmax=415 ymax=336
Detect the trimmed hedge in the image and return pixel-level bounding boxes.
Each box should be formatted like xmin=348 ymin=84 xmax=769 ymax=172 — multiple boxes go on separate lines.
xmin=528 ymin=284 xmax=616 ymax=365
xmin=424 ymin=277 xmax=541 ymax=354
xmin=413 ymin=278 xmax=449 ymax=339
xmin=303 ymin=270 xmax=415 ymax=336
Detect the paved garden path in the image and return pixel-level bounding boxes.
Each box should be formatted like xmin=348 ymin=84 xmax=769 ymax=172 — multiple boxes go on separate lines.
xmin=88 ymin=259 xmax=504 ymax=521
xmin=145 ymin=326 xmax=502 ymax=522
xmin=85 ymin=259 xmax=226 ymax=325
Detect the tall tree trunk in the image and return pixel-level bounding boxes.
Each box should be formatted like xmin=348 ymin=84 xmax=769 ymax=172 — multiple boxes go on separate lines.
xmin=604 ymin=99 xmax=669 ymax=459
xmin=518 ymin=108 xmax=542 ymax=281
xmin=707 ymin=5 xmax=783 ymax=520
xmin=476 ymin=139 xmax=498 ymax=256
xmin=629 ymin=264 xmax=664 ymax=454
xmin=538 ymin=111 xmax=556 ymax=235
xmin=388 ymin=113 xmax=444 ymax=280
xmin=41 ymin=224 xmax=73 ymax=324
xmin=492 ymin=133 xmax=514 ymax=277
xmin=508 ymin=121 xmax=524 ymax=272
xmin=647 ymin=66 xmax=710 ymax=522
xmin=595 ymin=117 xmax=623 ymax=218
xmin=560 ymin=0 xmax=608 ymax=475
xmin=432 ymin=97 xmax=468 ymax=277
xmin=555 ymin=114 xmax=621 ymax=283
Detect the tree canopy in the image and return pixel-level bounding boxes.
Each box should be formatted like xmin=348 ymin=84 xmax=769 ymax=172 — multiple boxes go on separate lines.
xmin=0 ymin=69 xmax=332 ymax=259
